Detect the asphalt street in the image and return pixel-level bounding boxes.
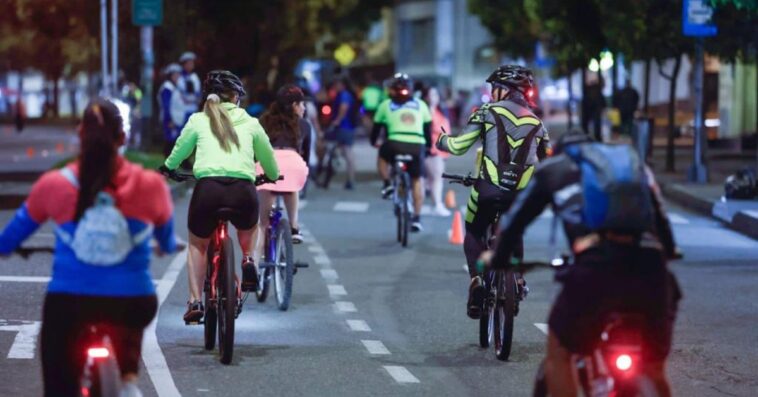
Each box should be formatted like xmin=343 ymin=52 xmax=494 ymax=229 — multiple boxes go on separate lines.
xmin=0 ymin=145 xmax=756 ymax=396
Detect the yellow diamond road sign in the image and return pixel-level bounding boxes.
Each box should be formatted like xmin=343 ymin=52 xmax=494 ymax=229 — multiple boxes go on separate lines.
xmin=334 ymin=44 xmax=356 ymax=66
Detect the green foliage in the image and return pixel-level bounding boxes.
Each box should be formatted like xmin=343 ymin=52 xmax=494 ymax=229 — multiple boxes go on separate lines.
xmin=468 ymin=0 xmax=540 ymax=59
xmin=708 ymin=0 xmax=758 ymax=61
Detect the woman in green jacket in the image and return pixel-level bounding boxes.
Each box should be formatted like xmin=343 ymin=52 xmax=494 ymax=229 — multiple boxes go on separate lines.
xmin=163 ymin=70 xmax=279 ymax=322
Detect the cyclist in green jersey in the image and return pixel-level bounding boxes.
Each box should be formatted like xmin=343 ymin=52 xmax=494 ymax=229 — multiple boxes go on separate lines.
xmin=437 ymin=65 xmax=550 ymax=318
xmin=161 ymin=70 xmax=279 ymax=323
xmin=371 ymin=73 xmax=432 ymax=232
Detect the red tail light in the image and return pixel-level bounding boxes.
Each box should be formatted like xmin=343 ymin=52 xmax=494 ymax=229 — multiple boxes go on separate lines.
xmin=615 ymin=354 xmax=633 ymax=371
xmin=220 ymin=227 xmax=226 ymax=240
xmin=399 ymin=163 xmax=408 ymax=171
xmin=87 ymin=347 xmax=110 ymax=359
xmin=527 ymin=88 xmax=535 ymax=98
xmin=400 ymin=89 xmax=409 ymax=96
xmin=321 ymin=105 xmax=332 ymax=116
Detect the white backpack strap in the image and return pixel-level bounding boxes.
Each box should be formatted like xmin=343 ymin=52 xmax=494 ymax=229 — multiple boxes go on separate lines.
xmin=55 ymin=227 xmax=73 ymax=245
xmin=59 ymin=167 xmax=79 ymax=189
xmin=133 ymin=224 xmax=154 ymax=245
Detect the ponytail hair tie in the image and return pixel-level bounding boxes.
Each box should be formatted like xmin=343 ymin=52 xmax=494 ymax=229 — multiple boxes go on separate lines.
xmin=206 ymin=93 xmax=221 ymax=103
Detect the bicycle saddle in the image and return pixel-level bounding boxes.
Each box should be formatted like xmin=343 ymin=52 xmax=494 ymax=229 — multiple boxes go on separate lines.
xmin=394 ymin=154 xmax=414 ymax=162
xmin=215 ymin=208 xmax=238 ymax=222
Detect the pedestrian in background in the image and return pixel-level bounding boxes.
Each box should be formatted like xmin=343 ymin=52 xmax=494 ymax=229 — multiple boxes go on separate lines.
xmin=327 ymin=77 xmax=358 ymax=190
xmin=14 ymin=95 xmax=25 ymax=133
xmin=158 ymin=64 xmax=185 ymax=156
xmin=177 ymin=51 xmax=202 ymax=123
xmin=423 ymin=87 xmax=451 ymax=216
xmin=582 ymin=76 xmax=605 ymax=141
xmin=616 ymin=79 xmax=640 ymax=136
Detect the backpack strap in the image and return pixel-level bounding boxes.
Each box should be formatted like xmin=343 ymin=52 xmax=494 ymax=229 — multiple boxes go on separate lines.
xmin=512 ymin=123 xmax=543 ymax=167
xmin=487 ymin=108 xmax=511 ymax=164
xmin=59 ymin=167 xmax=79 ymax=189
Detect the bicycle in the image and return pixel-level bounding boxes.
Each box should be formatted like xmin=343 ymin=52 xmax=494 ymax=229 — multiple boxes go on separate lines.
xmin=502 ymin=259 xmax=661 ymax=397
xmin=442 ymin=173 xmax=524 ymax=361
xmin=255 ymin=195 xmax=309 ymax=311
xmin=315 ymin=132 xmax=345 ymax=189
xmin=14 ymin=247 xmax=123 ymax=397
xmin=166 ymin=170 xmax=280 ymax=365
xmin=389 ymin=154 xmax=414 ymax=247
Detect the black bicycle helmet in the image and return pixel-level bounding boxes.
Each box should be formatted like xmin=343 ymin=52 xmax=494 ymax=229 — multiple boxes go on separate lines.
xmin=204 ymin=70 xmax=246 ymax=98
xmin=487 ymin=65 xmax=534 ymax=93
xmin=388 ymin=73 xmax=412 ymax=103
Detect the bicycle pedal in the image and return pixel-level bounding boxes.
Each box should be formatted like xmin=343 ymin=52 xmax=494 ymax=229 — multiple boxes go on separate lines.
xmin=184 ymin=320 xmax=202 ymax=326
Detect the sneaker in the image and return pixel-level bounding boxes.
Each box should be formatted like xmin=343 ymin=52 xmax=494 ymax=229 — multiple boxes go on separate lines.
xmin=183 ymin=300 xmax=204 ymax=324
xmin=411 ymin=216 xmax=423 ymax=232
xmin=345 ymin=181 xmax=355 ymax=190
xmin=433 ymin=205 xmax=451 ymax=217
xmin=517 ymin=275 xmax=529 ymax=300
xmin=467 ymin=276 xmax=486 ymax=319
xmin=119 ymin=381 xmax=143 ymax=397
xmin=241 ymin=257 xmax=258 ymax=292
xmin=381 ymin=185 xmax=395 ymax=199
xmin=292 ymin=228 xmax=303 ymax=244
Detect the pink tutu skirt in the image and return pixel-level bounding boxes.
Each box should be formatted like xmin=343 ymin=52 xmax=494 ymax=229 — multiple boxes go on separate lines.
xmin=256 ymin=149 xmax=309 ymax=192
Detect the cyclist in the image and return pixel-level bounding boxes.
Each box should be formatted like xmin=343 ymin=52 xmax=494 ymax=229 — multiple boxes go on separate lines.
xmin=436 ymin=65 xmax=549 ymax=318
xmin=484 ymin=130 xmax=681 ymax=397
xmin=256 ymin=84 xmax=312 ymax=252
xmin=0 ymin=98 xmax=178 ymax=396
xmin=371 ymin=73 xmax=432 ymax=232
xmin=161 ymin=70 xmax=279 ymax=323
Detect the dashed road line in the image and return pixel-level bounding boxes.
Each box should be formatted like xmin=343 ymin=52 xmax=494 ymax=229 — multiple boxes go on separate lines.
xmin=383 ymin=366 xmax=420 ymax=384
xmin=361 ymin=340 xmax=391 ymax=355
xmin=313 ymin=254 xmax=332 ymax=267
xmin=334 ymin=301 xmax=357 ymax=313
xmin=327 ymin=284 xmax=347 ymax=296
xmin=320 ymin=269 xmax=339 ymax=280
xmin=308 ymin=245 xmax=325 ymax=254
xmin=668 ymin=213 xmax=690 ymax=225
xmin=334 ymin=201 xmax=370 ymax=213
xmin=346 ymin=319 xmax=371 ymax=332
xmin=0 ymin=276 xmax=50 ymax=283
xmin=534 ymin=323 xmax=549 ymax=335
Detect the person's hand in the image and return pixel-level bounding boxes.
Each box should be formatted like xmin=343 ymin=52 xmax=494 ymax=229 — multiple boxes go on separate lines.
xmin=476 ymin=250 xmax=494 ymax=273
xmin=669 ymin=247 xmax=684 ymax=261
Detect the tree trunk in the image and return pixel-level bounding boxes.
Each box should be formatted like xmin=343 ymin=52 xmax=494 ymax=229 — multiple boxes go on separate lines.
xmin=643 ymin=58 xmax=651 ymax=115
xmin=665 ymin=55 xmax=682 ymax=172
xmin=567 ymin=69 xmax=574 ymax=129
xmin=611 ymin=54 xmax=618 ymax=106
xmin=52 ymin=74 xmax=60 ymax=118
xmin=581 ymin=68 xmax=587 ymax=133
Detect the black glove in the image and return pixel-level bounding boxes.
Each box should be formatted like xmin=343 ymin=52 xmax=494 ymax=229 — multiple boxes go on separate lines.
xmin=158 ymin=165 xmax=171 ymax=177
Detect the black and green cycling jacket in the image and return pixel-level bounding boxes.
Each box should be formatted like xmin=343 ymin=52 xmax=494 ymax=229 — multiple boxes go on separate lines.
xmin=371 ymin=98 xmax=432 ymax=146
xmin=436 ymin=99 xmax=549 ymax=190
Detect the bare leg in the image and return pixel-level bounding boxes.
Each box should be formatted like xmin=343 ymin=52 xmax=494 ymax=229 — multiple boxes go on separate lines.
xmin=340 ymin=144 xmax=356 ymax=184
xmin=428 ymin=156 xmax=445 ymax=208
xmin=545 ymin=331 xmax=578 ymax=397
xmin=187 ymin=232 xmax=210 ymax=302
xmin=237 ymin=227 xmax=255 ymax=257
xmin=253 ymin=190 xmax=276 ymax=264
xmin=282 ymin=192 xmax=299 ymax=230
xmin=411 ymin=177 xmax=424 ymax=216
xmin=378 ymin=157 xmax=390 ymax=181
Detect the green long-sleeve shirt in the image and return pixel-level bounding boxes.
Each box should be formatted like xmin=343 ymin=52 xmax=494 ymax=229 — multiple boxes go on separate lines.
xmin=164 ymin=102 xmax=279 ymax=181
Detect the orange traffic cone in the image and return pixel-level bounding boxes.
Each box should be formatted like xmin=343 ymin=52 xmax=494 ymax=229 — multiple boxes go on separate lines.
xmin=445 ymin=189 xmax=457 ymax=209
xmin=449 ymin=210 xmax=464 ymax=245
xmin=26 ymin=147 xmax=35 ymax=158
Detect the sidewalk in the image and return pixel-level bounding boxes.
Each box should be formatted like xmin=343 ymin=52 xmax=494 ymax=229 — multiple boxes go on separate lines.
xmin=646 ymin=136 xmax=758 ymax=240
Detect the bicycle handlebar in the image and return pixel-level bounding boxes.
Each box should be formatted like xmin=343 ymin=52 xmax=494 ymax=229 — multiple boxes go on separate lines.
xmin=442 ymin=173 xmax=476 ymax=187
xmin=14 ymin=246 xmax=55 ymax=259
xmin=161 ymin=168 xmax=283 ymax=186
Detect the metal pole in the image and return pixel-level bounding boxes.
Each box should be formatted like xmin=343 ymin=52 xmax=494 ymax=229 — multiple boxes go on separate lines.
xmin=688 ymin=37 xmax=708 ymax=183
xmin=140 ymin=27 xmax=154 ymax=147
xmin=100 ymin=0 xmax=109 ymax=96
xmin=111 ymin=0 xmax=118 ymax=95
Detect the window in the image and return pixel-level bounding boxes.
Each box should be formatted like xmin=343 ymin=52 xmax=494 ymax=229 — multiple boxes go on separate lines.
xmin=398 ymin=18 xmax=435 ymax=67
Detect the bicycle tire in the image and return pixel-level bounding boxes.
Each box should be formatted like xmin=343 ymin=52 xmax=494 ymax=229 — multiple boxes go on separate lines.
xmin=204 ymin=241 xmax=217 ymax=350
xmin=495 ymin=269 xmax=516 ymax=361
xmin=82 ymin=337 xmax=121 ymax=397
xmin=274 ymin=220 xmax=295 ymax=311
xmin=395 ymin=200 xmax=402 ymax=242
xmin=322 ymin=147 xmax=337 ymax=189
xmin=479 ymin=309 xmax=490 ymax=348
xmin=400 ymin=172 xmax=410 ymax=247
xmin=256 ymin=266 xmax=271 ymax=303
xmin=217 ymin=235 xmax=236 ymax=365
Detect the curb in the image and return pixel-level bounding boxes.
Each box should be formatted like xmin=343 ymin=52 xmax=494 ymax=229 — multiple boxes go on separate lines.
xmin=661 ymin=182 xmax=758 ymax=240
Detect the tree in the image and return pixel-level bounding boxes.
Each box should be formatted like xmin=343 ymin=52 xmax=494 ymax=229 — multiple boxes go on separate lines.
xmin=468 ymin=0 xmax=541 ymax=60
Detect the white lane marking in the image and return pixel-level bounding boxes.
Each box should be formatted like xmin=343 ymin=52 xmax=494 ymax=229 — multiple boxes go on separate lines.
xmin=333 ymin=201 xmax=369 ymax=213
xmin=361 ymin=340 xmax=391 ymax=355
xmin=668 ymin=213 xmax=690 ymax=225
xmin=327 ymin=284 xmax=347 ymax=296
xmin=0 ymin=276 xmax=50 ymax=283
xmin=462 ymin=264 xmax=469 ymax=274
xmin=534 ymin=323 xmax=549 ymax=335
xmin=0 ymin=320 xmax=41 ymax=359
xmin=383 ymin=365 xmax=420 ymax=384
xmin=334 ymin=301 xmax=357 ymax=313
xmin=308 ymin=245 xmax=325 ymax=254
xmin=313 ymin=254 xmax=332 ymax=267
xmin=141 ymin=249 xmax=186 ymax=397
xmin=346 ymin=319 xmax=371 ymax=332
xmin=320 ymin=269 xmax=339 ymax=280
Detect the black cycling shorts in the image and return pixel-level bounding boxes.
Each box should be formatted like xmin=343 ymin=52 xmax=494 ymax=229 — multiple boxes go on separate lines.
xmin=41 ymin=293 xmax=157 ymax=397
xmin=379 ymin=140 xmax=425 ymax=178
xmin=188 ymin=177 xmax=259 ymax=238
xmin=548 ymin=247 xmax=681 ymax=362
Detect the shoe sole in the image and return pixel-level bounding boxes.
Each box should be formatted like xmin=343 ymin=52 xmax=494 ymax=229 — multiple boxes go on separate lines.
xmin=467 ymin=285 xmax=486 ymax=319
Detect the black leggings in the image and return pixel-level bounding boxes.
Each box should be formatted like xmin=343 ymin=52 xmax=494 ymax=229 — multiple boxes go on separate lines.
xmin=40 ymin=293 xmax=158 ymax=397
xmin=464 ymin=180 xmax=523 ymax=278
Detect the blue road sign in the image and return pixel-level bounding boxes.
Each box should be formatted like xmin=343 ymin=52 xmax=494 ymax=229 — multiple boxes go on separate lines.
xmin=683 ymin=0 xmax=718 ymax=37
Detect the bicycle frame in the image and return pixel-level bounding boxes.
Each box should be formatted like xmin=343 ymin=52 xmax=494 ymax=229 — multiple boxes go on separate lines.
xmin=266 ymin=197 xmax=284 ymax=262
xmin=206 ymin=221 xmax=234 ymax=304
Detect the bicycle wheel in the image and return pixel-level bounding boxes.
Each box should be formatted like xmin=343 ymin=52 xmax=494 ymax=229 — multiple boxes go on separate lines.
xmin=399 ymin=172 xmax=411 ymax=247
xmin=80 ymin=336 xmax=120 ymax=397
xmin=479 ymin=308 xmax=490 ymax=348
xmin=273 ymin=220 xmax=295 ymax=311
xmin=494 ymin=269 xmax=517 ymax=361
xmin=217 ymin=235 xmax=236 ymax=365
xmin=203 ymin=240 xmax=217 ymax=350
xmin=395 ymin=200 xmax=402 ymax=242
xmin=256 ymin=229 xmax=272 ymax=303
xmin=322 ymin=147 xmax=336 ymax=189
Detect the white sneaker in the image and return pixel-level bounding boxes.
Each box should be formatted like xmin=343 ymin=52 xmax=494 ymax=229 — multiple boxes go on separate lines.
xmin=120 ymin=381 xmax=143 ymax=397
xmin=433 ymin=205 xmax=451 ymax=217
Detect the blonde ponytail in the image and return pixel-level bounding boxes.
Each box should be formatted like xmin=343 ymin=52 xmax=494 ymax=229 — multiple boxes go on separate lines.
xmin=204 ymin=93 xmax=240 ymax=152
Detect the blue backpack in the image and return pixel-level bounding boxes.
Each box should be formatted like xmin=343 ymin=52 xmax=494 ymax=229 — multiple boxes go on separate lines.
xmin=565 ymin=143 xmax=654 ymax=233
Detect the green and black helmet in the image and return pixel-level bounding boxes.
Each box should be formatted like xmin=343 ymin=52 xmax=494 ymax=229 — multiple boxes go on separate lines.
xmin=203 ymin=70 xmax=246 ymax=99
xmin=486 ymin=65 xmax=537 ymax=106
